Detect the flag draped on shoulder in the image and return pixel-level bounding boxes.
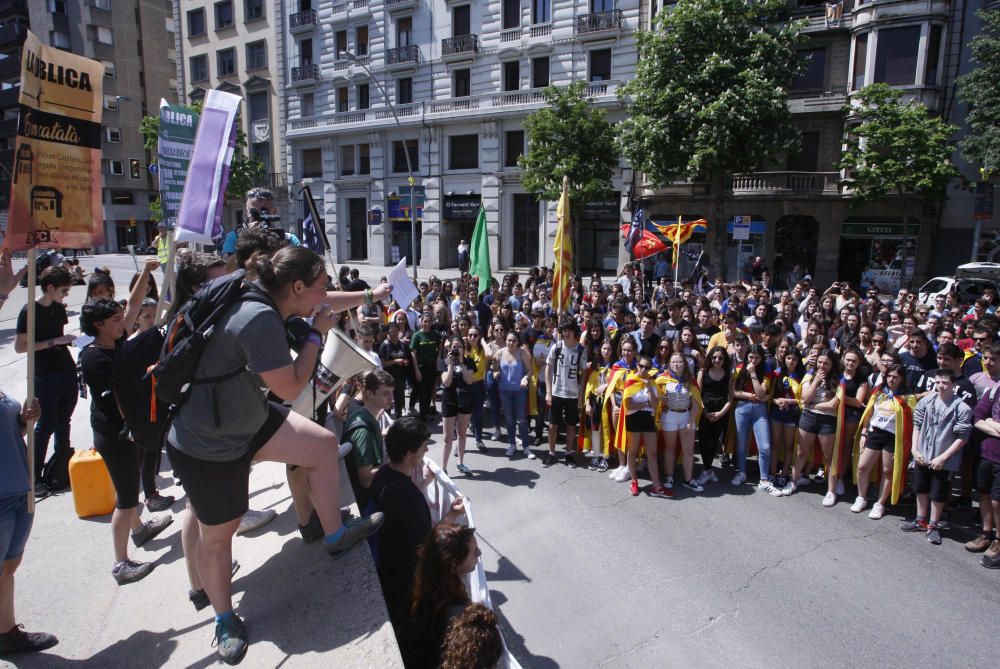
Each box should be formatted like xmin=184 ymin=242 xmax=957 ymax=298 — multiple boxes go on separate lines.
xmin=469 ymin=204 xmax=491 ymax=295
xmin=552 ymin=176 xmax=573 ymax=314
xmin=300 ymin=185 xmax=328 ymax=255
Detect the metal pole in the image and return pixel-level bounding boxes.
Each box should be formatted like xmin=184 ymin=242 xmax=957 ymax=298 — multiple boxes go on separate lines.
xmin=349 ymin=54 xmax=418 ymax=282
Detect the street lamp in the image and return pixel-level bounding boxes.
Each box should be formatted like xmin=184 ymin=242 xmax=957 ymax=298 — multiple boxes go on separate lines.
xmin=344 ymin=51 xmax=419 ymax=282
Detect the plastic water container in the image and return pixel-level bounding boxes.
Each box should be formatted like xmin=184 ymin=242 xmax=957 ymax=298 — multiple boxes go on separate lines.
xmin=68 ymin=449 xmax=116 ymax=518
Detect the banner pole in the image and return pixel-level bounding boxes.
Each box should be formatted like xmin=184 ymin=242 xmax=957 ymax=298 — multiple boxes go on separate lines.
xmin=155 ymin=230 xmax=176 ymax=323
xmin=25 ymin=248 xmax=37 ymax=513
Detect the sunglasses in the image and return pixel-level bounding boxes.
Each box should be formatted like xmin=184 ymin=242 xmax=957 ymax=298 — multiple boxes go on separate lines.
xmin=246 ymin=188 xmax=274 ymax=200
xmin=711 ymin=356 xmax=724 ymax=362
xmin=637 ymin=364 xmax=652 ymax=371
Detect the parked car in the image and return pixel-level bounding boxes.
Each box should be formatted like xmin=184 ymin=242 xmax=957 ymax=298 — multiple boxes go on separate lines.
xmin=918 ymin=262 xmax=1000 ymax=305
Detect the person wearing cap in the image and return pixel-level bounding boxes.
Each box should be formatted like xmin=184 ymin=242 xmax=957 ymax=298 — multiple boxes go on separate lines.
xmin=221 ymin=188 xmax=301 ymax=272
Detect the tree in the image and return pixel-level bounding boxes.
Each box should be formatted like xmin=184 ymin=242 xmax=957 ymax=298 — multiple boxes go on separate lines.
xmin=617 ymin=0 xmax=806 ymax=276
xmin=519 ymin=81 xmax=617 ymax=267
xmin=957 ymin=6 xmax=1000 ymax=179
xmin=836 ymin=83 xmax=960 ymax=288
xmin=138 ymin=102 xmax=265 ymax=222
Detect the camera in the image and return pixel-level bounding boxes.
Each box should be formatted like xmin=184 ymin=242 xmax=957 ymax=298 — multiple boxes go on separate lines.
xmin=248 ymin=207 xmax=282 ymax=226
xmin=450 ymin=347 xmax=461 ymax=357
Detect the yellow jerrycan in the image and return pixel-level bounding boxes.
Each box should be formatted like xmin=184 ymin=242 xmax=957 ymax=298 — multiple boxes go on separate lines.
xmin=68 ymin=448 xmax=116 ymax=518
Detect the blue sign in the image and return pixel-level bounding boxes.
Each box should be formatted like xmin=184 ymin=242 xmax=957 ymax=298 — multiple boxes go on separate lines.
xmin=368 ymin=207 xmax=383 ymax=225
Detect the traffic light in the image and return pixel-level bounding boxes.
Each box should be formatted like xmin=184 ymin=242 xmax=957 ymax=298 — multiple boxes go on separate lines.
xmin=129 ymin=158 xmax=141 ymax=179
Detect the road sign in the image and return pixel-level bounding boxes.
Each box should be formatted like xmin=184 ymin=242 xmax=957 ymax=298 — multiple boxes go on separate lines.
xmin=732 ymin=215 xmax=751 ymax=240
xmin=368 ymin=207 xmax=383 ymax=225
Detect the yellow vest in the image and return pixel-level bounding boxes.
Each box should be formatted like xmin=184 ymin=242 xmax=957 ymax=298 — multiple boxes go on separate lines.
xmin=156 ymin=235 xmax=169 ymax=264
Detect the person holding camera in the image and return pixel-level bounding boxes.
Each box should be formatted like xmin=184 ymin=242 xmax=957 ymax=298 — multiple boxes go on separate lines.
xmin=440 ymin=336 xmax=476 ymax=475
xmin=221 ymin=188 xmax=301 ymax=272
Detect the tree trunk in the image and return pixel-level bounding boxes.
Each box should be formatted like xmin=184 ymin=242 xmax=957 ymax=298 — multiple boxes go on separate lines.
xmin=711 ymin=173 xmax=728 ymax=280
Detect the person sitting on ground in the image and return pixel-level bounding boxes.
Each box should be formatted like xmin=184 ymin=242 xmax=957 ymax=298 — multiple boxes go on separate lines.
xmin=439 ymin=603 xmax=504 ymax=669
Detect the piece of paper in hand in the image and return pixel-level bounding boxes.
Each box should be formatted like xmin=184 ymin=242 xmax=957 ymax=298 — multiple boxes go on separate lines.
xmin=389 ymin=257 xmax=419 ymax=309
xmin=74 ymin=335 xmax=94 ymax=348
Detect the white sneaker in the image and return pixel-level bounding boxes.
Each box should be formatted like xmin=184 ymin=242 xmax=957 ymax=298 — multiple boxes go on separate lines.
xmin=664 ymin=476 xmax=675 ymax=489
xmin=608 ymin=467 xmax=618 ymax=480
xmin=731 ymin=471 xmax=747 ymax=486
xmin=758 ymin=480 xmax=781 ymax=497
xmin=695 ymin=470 xmax=711 ymax=486
xmin=795 ymin=476 xmax=811 ymax=487
xmin=822 ymin=492 xmax=837 ymax=507
xmin=835 ymin=478 xmax=845 ymax=496
xmin=868 ymin=502 xmax=885 ymax=520
xmin=236 ymin=508 xmax=278 ymax=536
xmin=781 ymin=481 xmax=797 ymax=497
xmin=613 ymin=466 xmax=630 ymax=482
xmin=706 ymin=470 xmax=718 ymax=483
xmin=850 ymin=496 xmax=868 ymax=513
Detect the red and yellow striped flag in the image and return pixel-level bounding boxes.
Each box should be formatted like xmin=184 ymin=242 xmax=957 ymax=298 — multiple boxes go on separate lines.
xmin=552 ymin=175 xmax=572 ymax=314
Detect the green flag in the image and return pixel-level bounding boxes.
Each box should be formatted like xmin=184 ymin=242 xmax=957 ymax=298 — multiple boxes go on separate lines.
xmin=469 ymin=205 xmax=491 ymax=295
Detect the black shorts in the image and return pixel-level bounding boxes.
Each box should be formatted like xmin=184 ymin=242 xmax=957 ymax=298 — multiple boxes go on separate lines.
xmin=93 ymin=427 xmax=140 ymax=510
xmin=441 ymin=401 xmax=471 ymax=418
xmin=168 ymin=402 xmax=288 ymax=526
xmin=625 ymin=410 xmax=656 ymax=433
xmin=865 ymin=427 xmax=895 ymax=453
xmin=549 ymin=396 xmax=580 ymax=427
xmin=913 ymin=464 xmax=951 ymax=503
xmin=799 ymin=410 xmax=837 ymax=435
xmin=977 ymin=459 xmax=1000 ymax=502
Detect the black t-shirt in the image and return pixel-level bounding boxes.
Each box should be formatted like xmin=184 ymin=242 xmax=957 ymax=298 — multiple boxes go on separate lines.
xmin=370 ymin=466 xmax=432 ymax=621
xmin=695 ymin=325 xmax=720 ymax=350
xmin=79 ymin=342 xmax=123 ymax=434
xmin=441 ymin=356 xmax=476 ymax=408
xmin=899 ymin=351 xmax=937 ymax=393
xmin=379 ymin=338 xmax=409 ymax=374
xmin=657 ymin=318 xmax=690 ymax=344
xmin=17 ymin=301 xmax=74 ymax=374
xmin=633 ymin=331 xmax=661 ymax=358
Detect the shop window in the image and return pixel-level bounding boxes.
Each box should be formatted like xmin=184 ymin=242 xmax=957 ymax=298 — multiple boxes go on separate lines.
xmin=873 ymin=25 xmax=921 ymax=86
xmin=852 ymin=33 xmax=867 ymax=90
xmin=450 ymin=134 xmax=478 ymax=170
xmin=504 ymin=130 xmax=524 ymax=168
xmin=393 ymin=139 xmax=419 ymax=173
xmin=301 ymin=148 xmax=322 ymax=178
xmin=793 ymin=48 xmax=826 ymax=90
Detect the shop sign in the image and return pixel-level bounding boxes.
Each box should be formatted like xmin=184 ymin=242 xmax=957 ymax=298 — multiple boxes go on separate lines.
xmin=580 ymin=196 xmax=620 ymax=220
xmin=443 ymin=195 xmax=481 ymax=221
xmin=842 ymin=223 xmax=920 ymax=237
xmin=387 ymin=186 xmax=424 ymax=222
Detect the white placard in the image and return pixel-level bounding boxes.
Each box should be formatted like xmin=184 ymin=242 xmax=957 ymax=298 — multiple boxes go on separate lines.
xmin=388 ymin=257 xmax=418 ymax=309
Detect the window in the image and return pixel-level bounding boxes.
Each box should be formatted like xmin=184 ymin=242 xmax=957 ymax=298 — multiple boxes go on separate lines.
xmin=129 ymin=159 xmax=142 ymax=180
xmin=852 ymin=33 xmax=867 ymax=90
xmin=358 ymin=144 xmax=370 ymax=174
xmin=48 ymin=0 xmax=67 ymax=15
xmin=102 ymin=60 xmax=116 ymax=78
xmin=450 ymin=134 xmax=478 ymax=170
xmin=217 ymin=48 xmax=236 ymax=76
xmin=190 ymin=54 xmax=208 ymax=82
xmin=356 ymin=26 xmax=369 ymax=56
xmin=108 ymin=159 xmax=125 ymax=176
xmin=453 ymin=5 xmax=471 ymax=37
xmin=454 ymin=68 xmax=471 ymax=97
xmin=215 ymin=1 xmax=234 ymax=30
xmin=94 ymin=0 xmax=111 ymax=9
xmin=50 ymin=31 xmax=70 ymax=49
xmin=532 ymin=56 xmax=549 ymax=88
xmin=504 ymin=130 xmax=524 ymax=167
xmin=533 ymin=0 xmax=551 ymax=24
xmin=300 ymin=92 xmax=314 ymax=117
xmin=106 ymin=127 xmax=121 ymax=143
xmin=503 ymin=0 xmax=520 ymax=30
xmin=925 ymin=25 xmax=942 ymax=85
xmin=592 ymin=0 xmax=614 ymax=10
xmin=248 ymin=91 xmax=268 ymax=121
xmin=589 ymin=49 xmax=611 ymax=82
xmin=786 ymin=131 xmax=819 ymax=172
xmin=341 ymin=145 xmax=355 ymax=176
xmin=188 ymin=8 xmax=206 ymax=36
xmin=793 ymin=48 xmax=826 ymax=90
xmin=358 ymin=83 xmax=370 ymax=109
xmin=397 ymin=17 xmax=412 ymax=47
xmin=103 ymin=94 xmax=119 ymax=110
xmin=299 ymin=38 xmax=313 ymax=66
xmin=335 ymin=30 xmax=348 ymax=58
xmin=336 ymin=87 xmax=349 ymax=113
xmin=873 ymin=25 xmax=920 ymax=86
xmin=95 ymin=27 xmax=113 ymax=45
xmin=397 ymin=77 xmax=413 ymax=104
xmin=393 ymin=139 xmax=419 ymax=173
xmin=503 ymin=61 xmax=520 ymax=91
xmin=111 ymin=191 xmax=135 ymax=205
xmin=245 ymin=0 xmax=264 ymax=21
xmin=301 ymin=148 xmax=323 ymax=178
xmin=246 ymin=40 xmax=267 ymax=70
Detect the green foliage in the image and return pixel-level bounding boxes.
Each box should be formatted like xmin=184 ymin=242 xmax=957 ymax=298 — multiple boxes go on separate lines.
xmin=519 ymin=81 xmax=617 ymax=204
xmin=837 ymin=84 xmax=960 ymax=202
xmin=617 ymin=0 xmax=807 ymax=186
xmin=957 ymin=7 xmax=1000 ymax=179
xmin=138 ymin=101 xmax=266 ymax=222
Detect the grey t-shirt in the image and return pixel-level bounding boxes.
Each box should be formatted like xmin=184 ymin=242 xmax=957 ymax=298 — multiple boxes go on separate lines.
xmin=546 ymin=342 xmax=587 ymax=399
xmin=169 ymin=300 xmax=292 ymax=461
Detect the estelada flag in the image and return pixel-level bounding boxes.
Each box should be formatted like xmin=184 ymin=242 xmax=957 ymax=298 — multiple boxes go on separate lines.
xmin=6 ymin=30 xmax=105 ymax=250
xmin=620 ymin=222 xmax=669 ymax=259
xmin=652 ymin=218 xmax=709 ymax=267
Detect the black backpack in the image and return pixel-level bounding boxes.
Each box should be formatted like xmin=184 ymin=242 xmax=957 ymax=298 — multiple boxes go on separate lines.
xmin=41 ymin=448 xmax=72 ymax=491
xmin=111 ymin=327 xmax=168 ymax=451
xmin=151 ymin=270 xmax=273 ymax=410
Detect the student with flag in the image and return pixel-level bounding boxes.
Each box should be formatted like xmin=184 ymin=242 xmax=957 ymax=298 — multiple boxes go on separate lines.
xmin=657 ymin=352 xmax=703 ymax=493
xmin=605 ymin=340 xmax=639 ymax=483
xmin=619 ymin=355 xmax=664 ymax=498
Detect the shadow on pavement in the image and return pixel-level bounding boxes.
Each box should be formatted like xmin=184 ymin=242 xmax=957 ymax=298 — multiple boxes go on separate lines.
xmin=14 ymin=625 xmax=205 ymax=668
xmin=463 ymin=466 xmax=540 ymax=489
xmin=489 ymin=591 xmax=559 ymax=669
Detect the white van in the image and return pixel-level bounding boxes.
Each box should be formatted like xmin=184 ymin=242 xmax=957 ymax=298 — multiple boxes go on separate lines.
xmin=917 ymin=262 xmax=1000 ymax=305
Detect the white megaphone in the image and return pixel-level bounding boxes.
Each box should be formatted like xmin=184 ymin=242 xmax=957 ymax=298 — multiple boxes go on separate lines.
xmin=291 ymin=328 xmax=377 ymax=419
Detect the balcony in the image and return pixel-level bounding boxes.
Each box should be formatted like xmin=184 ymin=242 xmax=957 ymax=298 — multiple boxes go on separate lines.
xmin=528 ymin=22 xmax=552 ymax=39
xmin=331 ymin=2 xmax=347 ymax=13
xmin=441 ymin=34 xmax=479 ymax=60
xmin=500 ymin=28 xmax=521 ymax=44
xmin=291 ymin=63 xmax=320 ymax=85
xmin=788 ymin=85 xmax=849 ymax=114
xmin=385 ymin=44 xmax=420 ymax=68
xmin=289 ymin=9 xmax=317 ymax=33
xmin=385 ymin=0 xmax=417 ymax=12
xmin=0 ymin=0 xmax=28 ymax=20
xmin=787 ymin=0 xmax=853 ymax=32
xmin=727 ymin=171 xmax=840 ymax=197
xmin=0 ymin=17 xmax=26 ymax=46
xmin=576 ymin=9 xmax=623 ymax=38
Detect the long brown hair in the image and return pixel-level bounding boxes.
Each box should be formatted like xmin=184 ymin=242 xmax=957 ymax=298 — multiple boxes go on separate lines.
xmin=410 ymin=523 xmax=475 ymax=621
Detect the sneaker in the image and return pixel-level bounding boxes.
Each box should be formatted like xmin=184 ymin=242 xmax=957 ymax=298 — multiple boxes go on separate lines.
xmin=132 ymin=515 xmax=173 ymax=547
xmin=795 ymin=476 xmax=810 ymax=487
xmin=684 ymin=479 xmax=704 ymax=493
xmin=505 ymin=445 xmax=516 ymax=458
xmin=236 ymin=508 xmax=277 ymax=536
xmin=213 ymin=613 xmax=248 ymax=666
xmin=298 ymin=511 xmax=323 ymax=544
xmin=524 ymin=448 xmax=537 ymax=460
xmin=325 ymin=512 xmax=385 ymax=559
xmin=757 ymin=480 xmax=781 ymax=497
xmin=937 ymin=511 xmax=951 ymax=530
xmin=0 ymin=624 xmax=58 ymax=656
xmin=476 ymin=440 xmax=487 ymax=453
xmin=456 ymin=463 xmax=473 ymax=477
xmin=650 ymin=486 xmax=674 ymax=499
xmin=189 ymin=588 xmax=211 ymax=612
xmin=835 ymin=479 xmax=845 ymax=496
xmin=112 ymin=559 xmax=155 ymax=585
xmin=665 ymin=476 xmax=675 ymax=489
xmin=965 ymin=534 xmax=993 ymax=553
xmin=926 ymin=527 xmax=942 ymax=545
xmin=581 ymin=449 xmax=594 ymax=458
xmin=588 ymin=457 xmax=600 ymax=471
xmin=822 ymin=492 xmax=837 ymax=508
xmin=32 ymin=482 xmax=50 ymax=500
xmin=706 ymin=469 xmax=718 ymax=483
xmin=613 ymin=466 xmax=630 ymax=482
xmin=533 ymin=436 xmax=545 ymax=447
xmin=564 ymin=452 xmax=578 ymax=468
xmin=542 ymin=452 xmax=556 ymax=468
xmin=695 ymin=470 xmax=711 ymax=486
xmin=814 ymin=468 xmax=826 ymax=482
xmin=730 ymin=471 xmax=747 ymax=486
xmin=720 ymin=454 xmax=732 ymax=468
xmin=629 ymin=479 xmax=639 ymax=496
xmin=597 ymin=457 xmax=609 ymax=473
xmin=145 ymin=493 xmax=175 ymax=512
xmin=900 ymin=517 xmax=928 ymax=532
xmin=850 ymin=496 xmax=868 ymax=513
xmin=781 ymin=481 xmax=797 ymax=497
xmin=982 ymin=540 xmax=1000 ymax=568
xmin=868 ymin=503 xmax=886 ymax=520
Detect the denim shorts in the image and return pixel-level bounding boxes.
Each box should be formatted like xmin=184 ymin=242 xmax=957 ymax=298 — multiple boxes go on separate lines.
xmin=660 ymin=410 xmax=693 ymax=431
xmin=769 ymin=405 xmax=801 ymax=426
xmin=0 ymin=494 xmax=34 ymax=562
xmin=799 ymin=409 xmax=837 ymax=435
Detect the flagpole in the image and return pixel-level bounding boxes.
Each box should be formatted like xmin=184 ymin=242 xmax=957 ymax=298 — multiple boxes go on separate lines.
xmin=674 ymin=215 xmax=681 ymax=291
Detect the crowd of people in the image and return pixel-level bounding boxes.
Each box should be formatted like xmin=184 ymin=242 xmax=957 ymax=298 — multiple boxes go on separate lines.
xmin=2 ymin=184 xmax=1000 ymax=666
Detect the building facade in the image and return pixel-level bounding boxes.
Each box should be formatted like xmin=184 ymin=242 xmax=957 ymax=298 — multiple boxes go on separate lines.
xmin=282 ymin=0 xmax=639 ymax=271
xmin=174 ymin=0 xmax=288 ymax=231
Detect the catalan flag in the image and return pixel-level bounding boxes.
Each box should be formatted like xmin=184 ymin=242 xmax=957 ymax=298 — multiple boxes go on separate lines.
xmin=552 ymin=175 xmax=573 ymax=314
xmin=652 ymin=217 xmax=709 ymax=267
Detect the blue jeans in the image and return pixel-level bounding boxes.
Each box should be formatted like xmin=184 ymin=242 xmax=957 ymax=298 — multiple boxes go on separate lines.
xmin=486 ymin=372 xmax=503 ymax=431
xmin=734 ymin=401 xmax=771 ymax=480
xmin=34 ymin=367 xmax=78 ymax=481
xmin=468 ymin=380 xmax=486 ymax=441
xmin=498 ymin=387 xmax=529 ymax=450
